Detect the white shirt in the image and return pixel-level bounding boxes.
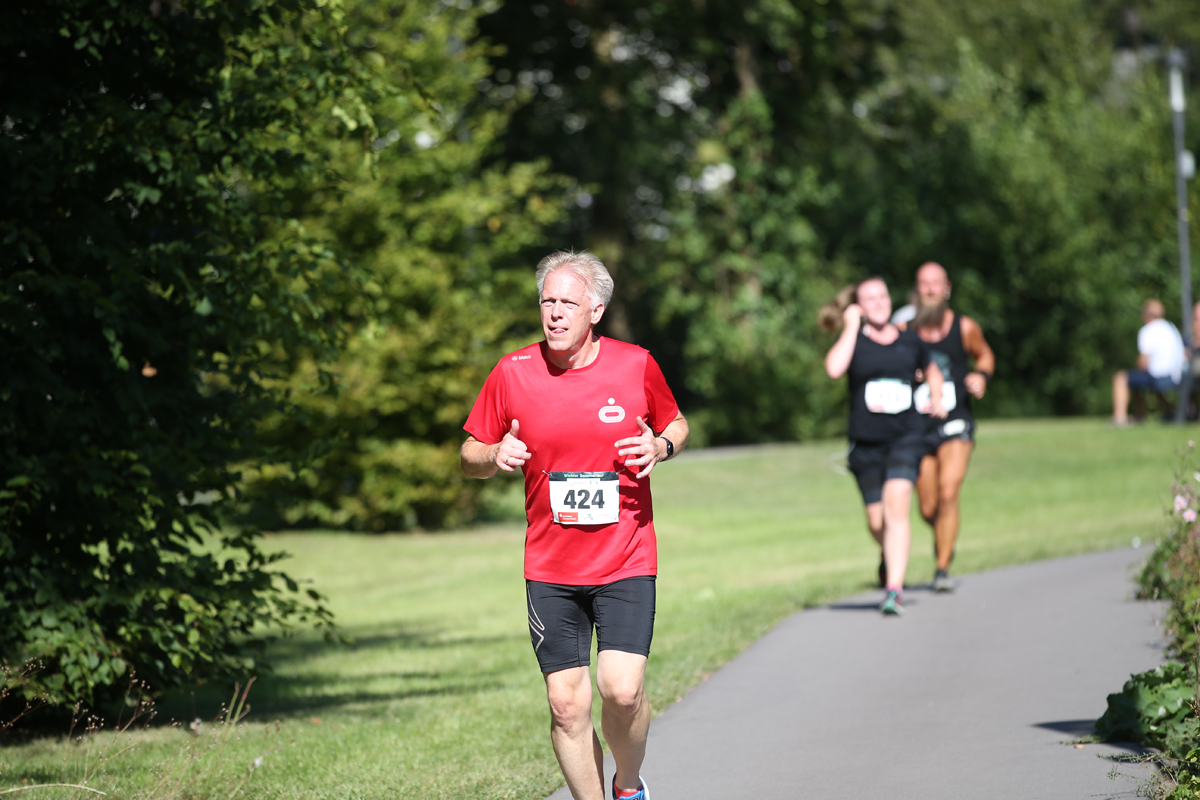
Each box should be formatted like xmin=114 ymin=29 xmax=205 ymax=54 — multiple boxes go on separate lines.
xmin=890 ymin=304 xmax=916 ymax=326
xmin=1138 ymin=318 xmax=1185 ymax=382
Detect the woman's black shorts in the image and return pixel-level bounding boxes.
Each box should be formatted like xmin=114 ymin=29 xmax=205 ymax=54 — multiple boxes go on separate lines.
xmin=847 ymin=431 xmax=926 ymax=505
xmin=525 ymin=576 xmax=655 ymax=673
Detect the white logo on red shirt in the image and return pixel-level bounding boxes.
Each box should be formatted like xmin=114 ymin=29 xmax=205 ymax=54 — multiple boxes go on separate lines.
xmin=511 ymin=354 xmax=532 ymax=361
xmin=598 ymin=397 xmax=625 ymax=423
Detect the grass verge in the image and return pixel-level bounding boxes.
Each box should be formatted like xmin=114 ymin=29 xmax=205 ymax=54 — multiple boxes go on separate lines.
xmin=0 ymin=418 xmax=1186 ymax=799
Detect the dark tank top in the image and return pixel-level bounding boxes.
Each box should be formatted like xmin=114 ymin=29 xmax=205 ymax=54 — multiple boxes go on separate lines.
xmin=920 ymin=313 xmax=972 ymax=423
xmin=847 ymin=328 xmax=932 ymax=442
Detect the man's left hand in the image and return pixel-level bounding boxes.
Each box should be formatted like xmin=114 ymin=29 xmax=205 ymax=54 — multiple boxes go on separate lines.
xmin=965 ymin=372 xmax=987 ymax=399
xmin=615 ymin=416 xmax=664 ymax=479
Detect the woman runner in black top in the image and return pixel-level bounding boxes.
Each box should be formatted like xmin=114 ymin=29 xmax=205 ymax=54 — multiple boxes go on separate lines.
xmin=822 ymin=277 xmax=946 ymax=616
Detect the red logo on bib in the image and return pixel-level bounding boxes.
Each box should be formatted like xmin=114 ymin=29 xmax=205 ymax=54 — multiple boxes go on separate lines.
xmin=558 ymin=512 xmax=579 ymax=523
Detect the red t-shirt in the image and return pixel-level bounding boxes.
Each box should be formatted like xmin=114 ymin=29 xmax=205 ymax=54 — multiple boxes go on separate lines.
xmin=464 ymin=337 xmax=680 ymax=585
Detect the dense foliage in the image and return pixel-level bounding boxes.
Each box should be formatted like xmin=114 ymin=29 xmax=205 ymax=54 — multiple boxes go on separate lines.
xmin=1139 ymin=446 xmax=1200 ymax=663
xmin=1104 ymin=444 xmax=1200 ymax=794
xmin=479 ymin=0 xmax=1200 ymax=442
xmin=226 ymin=0 xmax=1200 ymax=530
xmin=234 ymin=1 xmax=569 ymax=532
xmin=0 ymin=0 xmax=381 ymax=708
xmin=1096 ymin=662 xmax=1198 ymax=754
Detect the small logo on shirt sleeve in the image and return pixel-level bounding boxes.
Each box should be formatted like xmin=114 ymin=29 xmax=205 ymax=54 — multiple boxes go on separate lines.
xmin=511 ymin=354 xmax=533 ymax=361
xmin=598 ymin=398 xmax=625 ymax=423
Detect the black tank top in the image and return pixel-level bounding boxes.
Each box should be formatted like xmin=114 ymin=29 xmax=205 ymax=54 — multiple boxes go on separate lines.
xmin=921 ymin=313 xmax=972 ymax=423
xmin=847 ymin=328 xmax=931 ymax=442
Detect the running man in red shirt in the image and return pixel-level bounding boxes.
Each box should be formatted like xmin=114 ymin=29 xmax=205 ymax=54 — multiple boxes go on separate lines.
xmin=461 ymin=251 xmax=689 ymax=800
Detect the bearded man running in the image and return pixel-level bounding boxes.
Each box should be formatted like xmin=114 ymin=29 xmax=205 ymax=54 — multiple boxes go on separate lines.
xmin=904 ymin=262 xmax=995 ymax=592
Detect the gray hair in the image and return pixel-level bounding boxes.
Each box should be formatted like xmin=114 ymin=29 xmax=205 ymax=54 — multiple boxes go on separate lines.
xmin=535 ymin=250 xmax=614 ymax=309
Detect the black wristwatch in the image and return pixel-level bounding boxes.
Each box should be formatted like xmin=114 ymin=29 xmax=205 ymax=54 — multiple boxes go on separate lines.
xmin=659 ymin=436 xmax=674 ymax=460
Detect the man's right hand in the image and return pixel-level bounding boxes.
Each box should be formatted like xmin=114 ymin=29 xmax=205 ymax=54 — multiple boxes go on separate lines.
xmin=495 ymin=419 xmax=532 ymax=472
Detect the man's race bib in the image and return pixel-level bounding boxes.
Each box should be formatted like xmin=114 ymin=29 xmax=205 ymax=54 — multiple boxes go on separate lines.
xmin=864 ymin=379 xmax=913 ymax=414
xmin=914 ymin=382 xmax=957 ymax=414
xmin=547 ymin=472 xmax=620 ymax=525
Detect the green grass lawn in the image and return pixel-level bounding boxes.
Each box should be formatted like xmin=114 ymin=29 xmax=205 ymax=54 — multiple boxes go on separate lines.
xmin=0 ymin=419 xmax=1188 ymax=799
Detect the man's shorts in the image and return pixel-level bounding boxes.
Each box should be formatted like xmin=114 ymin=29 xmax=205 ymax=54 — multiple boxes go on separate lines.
xmin=525 ymin=576 xmax=656 ymax=673
xmin=1127 ymin=369 xmax=1179 ymax=394
xmin=847 ymin=431 xmax=926 ymax=505
xmin=925 ymin=416 xmax=975 ymax=455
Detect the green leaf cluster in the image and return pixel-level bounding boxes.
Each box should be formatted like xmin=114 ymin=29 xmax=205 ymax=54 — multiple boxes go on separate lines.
xmin=1096 ymin=661 xmax=1199 ymax=755
xmin=0 ymin=0 xmax=379 ymax=709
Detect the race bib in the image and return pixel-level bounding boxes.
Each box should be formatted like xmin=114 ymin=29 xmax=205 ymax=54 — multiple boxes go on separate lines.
xmin=914 ymin=382 xmax=958 ymax=414
xmin=864 ymin=379 xmax=913 ymax=414
xmin=547 ymin=472 xmax=620 ymax=525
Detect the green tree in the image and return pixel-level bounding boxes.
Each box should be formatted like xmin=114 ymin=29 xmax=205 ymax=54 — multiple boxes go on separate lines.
xmin=823 ymin=0 xmax=1200 ymax=415
xmin=481 ymin=0 xmax=1200 ymax=430
xmin=234 ymin=0 xmax=569 ymax=532
xmin=1 ymin=0 xmax=380 ymax=709
xmin=478 ymin=0 xmax=900 ymax=445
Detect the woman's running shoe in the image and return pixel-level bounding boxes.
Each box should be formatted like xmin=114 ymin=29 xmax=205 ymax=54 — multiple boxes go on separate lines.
xmin=932 ymin=568 xmax=957 ymax=593
xmin=879 ymin=590 xmax=904 ymax=616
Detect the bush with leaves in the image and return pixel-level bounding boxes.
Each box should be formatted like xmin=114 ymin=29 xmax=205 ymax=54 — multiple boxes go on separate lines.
xmin=1096 ymin=444 xmax=1200 ymax=795
xmin=1138 ymin=445 xmax=1200 ymax=662
xmin=1096 ymin=662 xmax=1199 ymax=755
xmin=0 ymin=0 xmax=383 ymax=710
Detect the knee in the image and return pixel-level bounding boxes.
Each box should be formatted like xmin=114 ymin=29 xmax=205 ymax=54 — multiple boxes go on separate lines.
xmin=918 ymin=494 xmax=937 ymax=522
xmin=546 ymin=683 xmax=591 ymax=733
xmin=938 ymin=481 xmax=961 ymax=506
xmin=598 ymin=674 xmax=644 ymax=716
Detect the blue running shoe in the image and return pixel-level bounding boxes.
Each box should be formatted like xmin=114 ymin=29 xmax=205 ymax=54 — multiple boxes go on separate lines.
xmin=612 ymin=776 xmax=649 ymax=800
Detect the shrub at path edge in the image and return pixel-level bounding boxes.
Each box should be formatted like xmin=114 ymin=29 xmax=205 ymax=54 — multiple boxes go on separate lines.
xmin=1097 ymin=443 xmax=1200 ymax=797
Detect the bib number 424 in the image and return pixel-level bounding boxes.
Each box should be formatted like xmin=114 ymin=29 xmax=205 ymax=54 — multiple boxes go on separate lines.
xmin=547 ymin=471 xmax=620 ymax=525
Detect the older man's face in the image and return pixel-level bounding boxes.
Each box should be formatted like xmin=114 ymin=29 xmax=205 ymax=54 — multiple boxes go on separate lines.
xmin=540 ymin=269 xmax=604 ymax=357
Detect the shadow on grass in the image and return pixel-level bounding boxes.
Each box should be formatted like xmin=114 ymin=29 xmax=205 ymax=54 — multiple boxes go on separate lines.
xmin=153 ymin=623 xmax=528 ymax=724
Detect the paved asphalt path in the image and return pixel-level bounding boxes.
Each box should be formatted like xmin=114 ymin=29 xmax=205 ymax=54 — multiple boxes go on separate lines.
xmin=547 ymin=547 xmax=1166 ymax=800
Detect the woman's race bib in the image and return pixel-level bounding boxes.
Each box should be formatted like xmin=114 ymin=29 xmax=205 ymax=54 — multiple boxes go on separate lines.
xmin=864 ymin=379 xmax=913 ymax=414
xmin=914 ymin=382 xmax=957 ymax=414
xmin=547 ymin=472 xmax=620 ymax=525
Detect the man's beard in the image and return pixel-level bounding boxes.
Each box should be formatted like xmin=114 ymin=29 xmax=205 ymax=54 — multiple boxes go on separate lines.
xmin=912 ymin=298 xmax=949 ymax=330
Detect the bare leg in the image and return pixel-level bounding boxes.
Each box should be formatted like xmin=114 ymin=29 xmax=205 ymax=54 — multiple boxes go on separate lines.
xmin=1113 ymin=370 xmax=1130 ymax=424
xmin=881 ymin=478 xmax=914 ymax=589
xmin=916 ymin=453 xmax=939 ymax=528
xmin=932 ymin=439 xmax=974 ymax=570
xmin=545 ymin=666 xmax=604 ymax=800
xmin=596 ymin=650 xmax=649 ymax=794
xmin=864 ymin=501 xmax=884 ymax=547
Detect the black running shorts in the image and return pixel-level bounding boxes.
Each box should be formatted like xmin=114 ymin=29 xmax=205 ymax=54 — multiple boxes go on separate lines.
xmin=847 ymin=430 xmax=926 ymax=505
xmin=525 ymin=576 xmax=656 ymax=673
xmin=925 ymin=416 xmax=975 ymax=455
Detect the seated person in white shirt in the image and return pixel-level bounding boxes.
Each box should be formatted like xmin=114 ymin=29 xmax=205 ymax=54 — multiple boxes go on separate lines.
xmin=1112 ymin=298 xmax=1185 ymax=425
